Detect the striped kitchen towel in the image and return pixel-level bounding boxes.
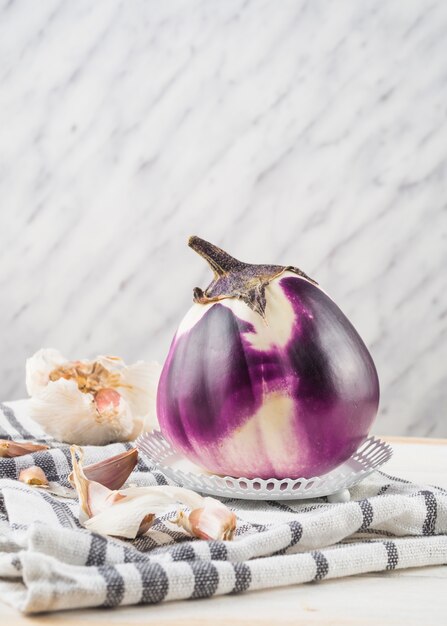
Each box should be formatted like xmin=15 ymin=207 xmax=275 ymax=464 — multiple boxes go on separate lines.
xmin=0 ymin=400 xmax=446 ymax=614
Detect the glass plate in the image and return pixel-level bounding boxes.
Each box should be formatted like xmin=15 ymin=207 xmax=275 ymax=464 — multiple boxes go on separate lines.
xmin=136 ymin=430 xmax=393 ymax=501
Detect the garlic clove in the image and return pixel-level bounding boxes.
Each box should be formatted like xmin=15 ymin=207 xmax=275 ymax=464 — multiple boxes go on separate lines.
xmin=94 ymin=388 xmax=121 ymax=413
xmin=84 ymin=488 xmax=233 ymax=539
xmin=19 ymin=466 xmax=49 ymax=486
xmin=70 ymin=445 xmax=136 ymax=520
xmin=175 ymin=497 xmax=237 ymax=541
xmin=0 ymin=440 xmax=49 ymax=458
xmin=68 ymin=448 xmax=138 ymax=490
xmin=71 ymin=444 xmax=173 ymax=535
xmin=70 ymin=444 xmax=235 ymax=539
xmin=70 ymin=444 xmax=115 ymax=519
xmin=26 ymin=348 xmax=67 ymax=396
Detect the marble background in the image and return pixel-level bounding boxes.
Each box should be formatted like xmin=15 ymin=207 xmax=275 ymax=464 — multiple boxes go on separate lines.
xmin=0 ymin=0 xmax=446 ymax=436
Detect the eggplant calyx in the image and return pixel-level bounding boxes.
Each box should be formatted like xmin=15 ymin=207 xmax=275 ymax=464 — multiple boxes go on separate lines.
xmin=188 ymin=236 xmax=317 ymax=318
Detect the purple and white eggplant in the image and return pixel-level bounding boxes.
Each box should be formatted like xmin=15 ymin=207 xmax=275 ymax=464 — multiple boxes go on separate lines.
xmin=157 ymin=237 xmax=379 ymax=479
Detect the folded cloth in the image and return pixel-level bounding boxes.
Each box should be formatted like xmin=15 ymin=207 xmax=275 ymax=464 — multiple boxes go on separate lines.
xmin=0 ymin=401 xmax=446 ymax=614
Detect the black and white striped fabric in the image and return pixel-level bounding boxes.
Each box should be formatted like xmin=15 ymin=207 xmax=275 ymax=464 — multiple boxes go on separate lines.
xmin=0 ymin=400 xmax=446 ymax=614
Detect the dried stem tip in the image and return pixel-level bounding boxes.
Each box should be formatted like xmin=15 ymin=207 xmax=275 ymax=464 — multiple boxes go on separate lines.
xmin=188 ymin=235 xmax=316 ymax=318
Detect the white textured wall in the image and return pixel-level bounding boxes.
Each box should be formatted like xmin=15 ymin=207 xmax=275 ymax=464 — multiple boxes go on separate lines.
xmin=1 ymin=0 xmax=446 ymax=435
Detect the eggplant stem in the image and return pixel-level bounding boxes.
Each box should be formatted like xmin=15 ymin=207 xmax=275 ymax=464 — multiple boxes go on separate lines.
xmin=188 ymin=235 xmax=316 ymax=318
xmin=188 ymin=236 xmax=243 ymax=277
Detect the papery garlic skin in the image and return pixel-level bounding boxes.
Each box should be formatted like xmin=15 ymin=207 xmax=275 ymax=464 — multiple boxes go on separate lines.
xmin=96 ymin=357 xmax=161 ymax=427
xmin=29 ymin=378 xmax=136 ymax=445
xmin=26 ymin=349 xmax=162 ymax=445
xmin=26 ymin=348 xmax=67 ymax=397
xmin=68 ymin=448 xmax=138 ymax=490
xmin=70 ymin=445 xmax=234 ymax=540
xmin=82 ymin=483 xmax=204 ymax=538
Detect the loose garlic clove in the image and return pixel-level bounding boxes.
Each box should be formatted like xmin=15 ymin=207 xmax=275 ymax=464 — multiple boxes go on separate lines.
xmin=175 ymin=497 xmax=237 ymax=541
xmin=68 ymin=448 xmax=138 ymax=491
xmin=0 ymin=440 xmax=49 ymax=458
xmin=19 ymin=466 xmax=49 ymax=486
xmin=70 ymin=445 xmax=235 ymax=540
xmin=70 ymin=445 xmax=176 ymax=534
xmin=70 ymin=445 xmax=110 ymax=519
xmin=84 ymin=487 xmax=236 ymax=540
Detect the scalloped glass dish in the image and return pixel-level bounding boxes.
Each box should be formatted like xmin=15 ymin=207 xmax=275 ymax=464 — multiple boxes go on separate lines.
xmin=136 ymin=431 xmax=393 ymax=501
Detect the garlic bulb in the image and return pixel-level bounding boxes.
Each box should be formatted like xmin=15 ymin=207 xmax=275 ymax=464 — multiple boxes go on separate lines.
xmin=27 ymin=349 xmax=161 ymax=445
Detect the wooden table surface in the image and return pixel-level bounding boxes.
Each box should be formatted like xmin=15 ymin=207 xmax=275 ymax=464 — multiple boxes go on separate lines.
xmin=1 ymin=436 xmax=446 ymax=625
